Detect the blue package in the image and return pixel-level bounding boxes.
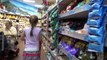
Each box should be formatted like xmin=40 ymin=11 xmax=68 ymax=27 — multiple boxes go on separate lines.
xmin=90 ymin=0 xmax=104 ymax=2
xmin=88 ymin=8 xmax=104 ymax=18
xmin=87 ymin=18 xmax=102 ymax=27
xmin=88 ymin=26 xmax=104 ymax=36
xmin=87 ymin=35 xmax=104 ymax=45
xmin=88 ymin=43 xmax=104 ymax=52
xmin=90 ymin=0 xmax=104 ymax=5
xmin=91 ymin=2 xmax=101 ymax=10
xmin=87 ymin=13 xmax=106 ymax=27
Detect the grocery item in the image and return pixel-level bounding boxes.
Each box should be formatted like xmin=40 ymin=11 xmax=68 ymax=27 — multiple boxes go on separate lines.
xmin=66 ymin=5 xmax=72 ymax=12
xmin=91 ymin=2 xmax=101 ymax=10
xmin=88 ymin=26 xmax=104 ymax=36
xmin=87 ymin=13 xmax=106 ymax=28
xmin=69 ymin=47 xmax=79 ymax=56
xmin=90 ymin=0 xmax=104 ymax=2
xmin=87 ymin=18 xmax=102 ymax=27
xmin=88 ymin=43 xmax=104 ymax=52
xmin=87 ymin=34 xmax=104 ymax=45
xmin=89 ymin=0 xmax=104 ymax=5
xmin=88 ymin=8 xmax=104 ymax=18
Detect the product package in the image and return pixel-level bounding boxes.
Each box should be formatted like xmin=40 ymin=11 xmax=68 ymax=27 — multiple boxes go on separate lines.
xmin=51 ymin=11 xmax=58 ymax=19
xmin=61 ymin=41 xmax=67 ymax=47
xmin=88 ymin=43 xmax=104 ymax=52
xmin=87 ymin=34 xmax=104 ymax=45
xmin=53 ymin=34 xmax=58 ymax=48
xmin=55 ymin=22 xmax=59 ymax=30
xmin=87 ymin=18 xmax=102 ymax=27
xmin=50 ymin=19 xmax=57 ymax=25
xmin=88 ymin=26 xmax=104 ymax=36
xmin=61 ymin=41 xmax=74 ymax=51
xmin=87 ymin=12 xmax=106 ymax=27
xmin=90 ymin=0 xmax=104 ymax=3
xmin=49 ymin=8 xmax=57 ymax=17
xmin=52 ymin=22 xmax=59 ymax=35
xmin=88 ymin=8 xmax=104 ymax=18
xmin=51 ymin=20 xmax=57 ymax=30
xmin=91 ymin=2 xmax=101 ymax=10
xmin=69 ymin=47 xmax=79 ymax=56
xmin=89 ymin=0 xmax=104 ymax=5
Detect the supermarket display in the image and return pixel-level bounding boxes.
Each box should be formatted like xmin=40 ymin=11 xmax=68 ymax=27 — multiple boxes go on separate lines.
xmin=88 ymin=26 xmax=104 ymax=36
xmin=0 ymin=0 xmax=106 ymax=60
xmin=49 ymin=7 xmax=59 ymax=48
xmin=41 ymin=0 xmax=107 ymax=60
xmin=87 ymin=0 xmax=105 ymax=52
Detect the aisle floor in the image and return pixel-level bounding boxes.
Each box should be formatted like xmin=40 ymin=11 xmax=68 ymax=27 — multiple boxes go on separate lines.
xmin=14 ymin=40 xmax=25 ymax=60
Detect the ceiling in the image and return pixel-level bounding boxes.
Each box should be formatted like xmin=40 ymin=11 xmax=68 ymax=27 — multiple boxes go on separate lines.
xmin=1 ymin=0 xmax=56 ymax=16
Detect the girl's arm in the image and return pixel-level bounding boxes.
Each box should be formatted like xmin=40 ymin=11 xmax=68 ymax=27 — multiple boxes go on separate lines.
xmin=19 ymin=31 xmax=25 ymax=43
xmin=39 ymin=31 xmax=42 ymax=60
xmin=39 ymin=31 xmax=42 ymax=52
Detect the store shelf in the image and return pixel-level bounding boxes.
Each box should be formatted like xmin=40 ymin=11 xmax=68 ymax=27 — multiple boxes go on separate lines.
xmin=42 ymin=33 xmax=53 ymax=43
xmin=59 ymin=4 xmax=91 ymax=19
xmin=42 ymin=39 xmax=58 ymax=60
xmin=47 ymin=46 xmax=58 ymax=60
xmin=59 ymin=46 xmax=79 ymax=60
xmin=41 ymin=4 xmax=57 ymax=19
xmin=59 ymin=31 xmax=88 ymax=42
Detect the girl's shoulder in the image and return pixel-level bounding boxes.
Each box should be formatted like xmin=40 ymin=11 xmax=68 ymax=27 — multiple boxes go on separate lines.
xmin=34 ymin=27 xmax=41 ymax=31
xmin=24 ymin=27 xmax=30 ymax=30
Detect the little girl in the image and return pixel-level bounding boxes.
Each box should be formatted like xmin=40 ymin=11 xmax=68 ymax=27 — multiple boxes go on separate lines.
xmin=20 ymin=15 xmax=42 ymax=60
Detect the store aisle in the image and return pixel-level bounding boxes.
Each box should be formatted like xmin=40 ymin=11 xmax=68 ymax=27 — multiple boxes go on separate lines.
xmin=14 ymin=39 xmax=25 ymax=60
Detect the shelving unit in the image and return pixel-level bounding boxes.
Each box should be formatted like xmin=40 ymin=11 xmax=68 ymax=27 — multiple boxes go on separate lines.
xmin=41 ymin=0 xmax=107 ymax=60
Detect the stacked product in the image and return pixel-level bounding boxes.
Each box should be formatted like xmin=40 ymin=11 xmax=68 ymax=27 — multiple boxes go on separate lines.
xmin=60 ymin=0 xmax=84 ymax=14
xmin=59 ymin=35 xmax=88 ymax=59
xmin=87 ymin=0 xmax=105 ymax=52
xmin=49 ymin=7 xmax=59 ymax=48
xmin=60 ymin=0 xmax=90 ymax=14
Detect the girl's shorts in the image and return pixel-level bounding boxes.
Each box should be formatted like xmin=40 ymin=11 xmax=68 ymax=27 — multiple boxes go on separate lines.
xmin=23 ymin=51 xmax=40 ymax=60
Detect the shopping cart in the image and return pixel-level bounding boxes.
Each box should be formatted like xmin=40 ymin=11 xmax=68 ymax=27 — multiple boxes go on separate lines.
xmin=0 ymin=32 xmax=19 ymax=60
xmin=0 ymin=32 xmax=8 ymax=60
xmin=5 ymin=35 xmax=19 ymax=59
xmin=0 ymin=32 xmax=5 ymax=53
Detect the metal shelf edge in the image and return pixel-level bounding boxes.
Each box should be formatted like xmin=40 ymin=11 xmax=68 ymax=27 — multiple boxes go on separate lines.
xmin=59 ymin=31 xmax=88 ymax=42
